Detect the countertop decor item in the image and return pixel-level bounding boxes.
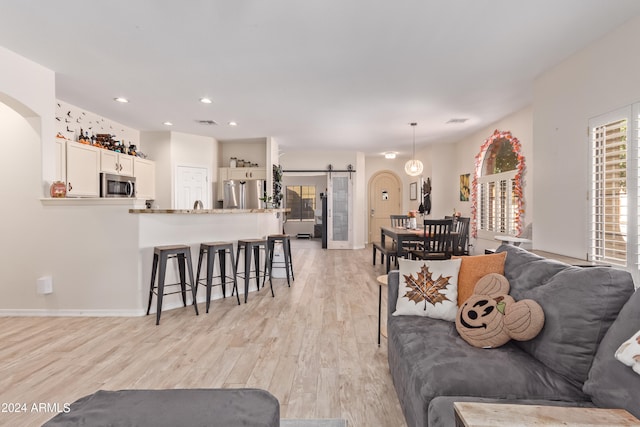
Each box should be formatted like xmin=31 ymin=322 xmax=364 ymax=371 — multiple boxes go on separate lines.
xmin=49 ymin=181 xmax=66 ymax=198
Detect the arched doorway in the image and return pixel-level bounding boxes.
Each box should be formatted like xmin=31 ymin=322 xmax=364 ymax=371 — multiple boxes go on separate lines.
xmin=368 ymin=171 xmax=402 ymax=243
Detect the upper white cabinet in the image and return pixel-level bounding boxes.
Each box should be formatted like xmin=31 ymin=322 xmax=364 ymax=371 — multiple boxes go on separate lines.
xmin=100 ymin=150 xmax=134 ymax=176
xmin=134 ymin=157 xmax=156 ymax=200
xmin=66 ymin=141 xmax=100 ymax=197
xmin=227 ymin=167 xmax=266 ymax=180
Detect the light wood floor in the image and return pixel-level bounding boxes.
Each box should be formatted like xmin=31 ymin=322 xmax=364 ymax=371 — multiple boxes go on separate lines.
xmin=0 ymin=239 xmax=406 ymax=427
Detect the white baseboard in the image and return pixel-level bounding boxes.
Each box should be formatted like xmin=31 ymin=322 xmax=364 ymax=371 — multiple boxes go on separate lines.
xmin=0 ymin=308 xmax=145 ymax=317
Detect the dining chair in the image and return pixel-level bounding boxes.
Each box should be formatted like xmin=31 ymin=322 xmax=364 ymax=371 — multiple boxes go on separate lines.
xmin=390 ymin=214 xmax=410 ymax=228
xmin=445 ymin=216 xmax=470 ymax=256
xmin=408 ymin=219 xmax=453 ymax=261
xmin=390 ymin=214 xmax=420 ymax=254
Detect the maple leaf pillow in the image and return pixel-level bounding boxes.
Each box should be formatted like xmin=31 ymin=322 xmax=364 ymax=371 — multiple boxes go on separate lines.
xmin=393 ymin=258 xmax=461 ymax=321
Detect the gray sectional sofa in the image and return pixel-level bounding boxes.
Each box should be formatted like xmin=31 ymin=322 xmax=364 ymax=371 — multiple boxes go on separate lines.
xmin=387 ymin=244 xmax=640 ymax=427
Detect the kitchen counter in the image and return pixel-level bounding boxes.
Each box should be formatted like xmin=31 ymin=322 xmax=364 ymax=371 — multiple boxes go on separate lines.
xmin=134 ymin=207 xmax=285 ymax=315
xmin=129 ymin=208 xmax=289 ymax=214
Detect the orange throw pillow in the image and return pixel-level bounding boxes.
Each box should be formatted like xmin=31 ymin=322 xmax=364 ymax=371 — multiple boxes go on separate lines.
xmin=454 ymin=252 xmax=507 ymax=305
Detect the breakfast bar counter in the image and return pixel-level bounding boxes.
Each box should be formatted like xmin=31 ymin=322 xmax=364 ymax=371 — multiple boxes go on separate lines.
xmin=131 ymin=208 xmax=288 ymax=316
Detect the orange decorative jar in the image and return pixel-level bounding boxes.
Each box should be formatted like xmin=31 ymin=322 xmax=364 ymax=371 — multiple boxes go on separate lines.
xmin=50 ymin=181 xmax=67 ymax=198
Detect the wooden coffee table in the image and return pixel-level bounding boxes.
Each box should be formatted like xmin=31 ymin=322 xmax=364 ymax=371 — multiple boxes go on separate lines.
xmin=454 ymin=402 xmax=640 ymax=426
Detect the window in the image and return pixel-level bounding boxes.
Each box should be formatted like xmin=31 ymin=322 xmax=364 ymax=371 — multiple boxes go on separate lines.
xmin=589 ymin=105 xmax=639 ymax=268
xmin=285 ymin=185 xmax=316 ymax=221
xmin=472 ymin=130 xmax=525 ymax=239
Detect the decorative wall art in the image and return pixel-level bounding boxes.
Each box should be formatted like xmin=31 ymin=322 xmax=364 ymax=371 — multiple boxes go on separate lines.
xmin=460 ymin=174 xmax=470 ymax=201
xmin=409 ymin=182 xmax=418 ymax=200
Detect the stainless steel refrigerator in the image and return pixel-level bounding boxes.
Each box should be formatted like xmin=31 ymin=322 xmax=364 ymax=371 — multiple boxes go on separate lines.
xmin=223 ymin=180 xmax=264 ymax=209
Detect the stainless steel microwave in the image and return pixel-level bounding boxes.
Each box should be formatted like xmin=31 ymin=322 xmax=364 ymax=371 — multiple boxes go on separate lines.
xmin=100 ymin=173 xmax=136 ymax=198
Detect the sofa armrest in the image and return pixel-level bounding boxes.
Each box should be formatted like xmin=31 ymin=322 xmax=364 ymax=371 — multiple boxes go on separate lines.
xmin=388 ymin=270 xmax=399 ymax=317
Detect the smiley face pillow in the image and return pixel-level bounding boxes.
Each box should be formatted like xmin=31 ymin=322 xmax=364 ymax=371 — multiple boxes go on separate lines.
xmin=455 ymin=273 xmax=545 ymax=348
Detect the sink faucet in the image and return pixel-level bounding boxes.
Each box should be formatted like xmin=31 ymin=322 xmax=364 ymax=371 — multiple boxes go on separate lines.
xmin=193 ymin=200 xmax=203 ymax=210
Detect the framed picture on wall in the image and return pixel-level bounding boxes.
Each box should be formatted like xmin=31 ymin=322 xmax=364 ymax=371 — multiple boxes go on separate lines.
xmin=409 ymin=182 xmax=418 ymax=200
xmin=460 ymin=173 xmax=470 ymax=201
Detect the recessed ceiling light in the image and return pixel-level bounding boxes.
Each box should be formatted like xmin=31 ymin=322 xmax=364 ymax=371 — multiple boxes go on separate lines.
xmin=446 ymin=118 xmax=468 ymax=124
xmin=163 ymin=121 xmax=173 ymax=126
xmin=384 ymin=152 xmax=397 ymax=159
xmin=228 ymin=121 xmax=238 ymax=126
xmin=199 ymin=97 xmax=212 ymax=104
xmin=114 ymin=97 xmax=129 ymax=103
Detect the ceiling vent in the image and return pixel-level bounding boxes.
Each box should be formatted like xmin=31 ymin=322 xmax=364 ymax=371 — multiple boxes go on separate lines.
xmin=195 ymin=119 xmax=217 ymax=126
xmin=446 ymin=118 xmax=469 ymax=124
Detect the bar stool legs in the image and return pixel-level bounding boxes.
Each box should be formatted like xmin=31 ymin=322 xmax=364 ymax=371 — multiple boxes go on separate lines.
xmin=235 ymin=239 xmax=272 ymax=303
xmin=146 ymin=245 xmax=199 ymax=325
xmin=264 ymin=234 xmax=295 ymax=289
xmin=195 ymin=242 xmax=240 ymax=312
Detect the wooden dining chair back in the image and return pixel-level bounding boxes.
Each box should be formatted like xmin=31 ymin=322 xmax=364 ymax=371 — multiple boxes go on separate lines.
xmin=390 ymin=214 xmax=410 ymax=228
xmin=454 ymin=216 xmax=470 ymax=255
xmin=409 ymin=219 xmax=453 ymax=261
xmin=446 ymin=216 xmax=471 ymax=256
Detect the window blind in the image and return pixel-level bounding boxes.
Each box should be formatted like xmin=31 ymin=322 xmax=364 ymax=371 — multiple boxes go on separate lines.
xmin=590 ymin=118 xmax=628 ymax=265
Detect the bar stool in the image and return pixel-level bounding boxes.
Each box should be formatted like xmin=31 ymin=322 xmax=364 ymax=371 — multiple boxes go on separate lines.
xmin=195 ymin=241 xmax=241 ymax=313
xmin=146 ymin=244 xmax=199 ymax=325
xmin=235 ymin=238 xmax=272 ymax=303
xmin=264 ymin=234 xmax=295 ymax=289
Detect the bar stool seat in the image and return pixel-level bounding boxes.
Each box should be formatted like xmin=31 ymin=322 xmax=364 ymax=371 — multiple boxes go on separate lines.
xmin=146 ymin=244 xmax=199 ymax=325
xmin=264 ymin=234 xmax=295 ymax=289
xmin=235 ymin=238 xmax=272 ymax=303
xmin=195 ymin=241 xmax=240 ymax=313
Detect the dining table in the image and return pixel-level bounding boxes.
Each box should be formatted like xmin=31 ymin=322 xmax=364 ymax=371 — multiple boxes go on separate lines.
xmin=380 ymin=225 xmax=458 ymax=260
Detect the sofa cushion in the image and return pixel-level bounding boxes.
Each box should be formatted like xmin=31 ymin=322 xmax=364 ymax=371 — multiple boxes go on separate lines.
xmin=496 ymin=245 xmax=567 ymax=300
xmin=394 ymin=258 xmax=461 ymax=321
xmin=387 ymin=313 xmax=586 ymax=427
xmin=583 ymin=288 xmax=640 ymax=418
xmin=615 ymin=328 xmax=640 ymax=375
xmin=455 ymin=252 xmax=507 ymax=305
xmin=516 ymin=266 xmax=635 ymax=386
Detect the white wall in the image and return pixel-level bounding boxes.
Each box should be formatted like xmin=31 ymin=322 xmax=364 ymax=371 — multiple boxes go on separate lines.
xmin=141 ymin=131 xmax=218 ymax=208
xmin=170 ymin=131 xmax=217 ymax=208
xmin=0 ymin=45 xmax=55 ymax=191
xmin=0 ymin=47 xmax=142 ymax=314
xmin=533 ymin=14 xmax=640 ymax=259
xmin=140 ymin=131 xmax=172 ymax=208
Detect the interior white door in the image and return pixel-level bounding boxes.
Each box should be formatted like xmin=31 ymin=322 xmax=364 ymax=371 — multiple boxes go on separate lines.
xmin=176 ymin=166 xmax=209 ymax=209
xmin=327 ymin=172 xmax=353 ymax=249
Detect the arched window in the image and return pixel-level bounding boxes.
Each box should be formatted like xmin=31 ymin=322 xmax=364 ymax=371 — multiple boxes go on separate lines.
xmin=472 ymin=130 xmax=525 ymax=238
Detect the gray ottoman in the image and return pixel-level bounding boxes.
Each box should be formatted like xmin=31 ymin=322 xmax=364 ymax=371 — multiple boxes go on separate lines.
xmin=42 ymin=388 xmax=279 ymax=427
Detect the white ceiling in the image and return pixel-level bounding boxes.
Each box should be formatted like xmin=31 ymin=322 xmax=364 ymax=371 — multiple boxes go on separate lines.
xmin=1 ymin=0 xmax=640 ymax=156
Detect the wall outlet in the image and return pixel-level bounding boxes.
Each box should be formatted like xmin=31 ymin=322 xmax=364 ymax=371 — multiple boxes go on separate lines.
xmin=37 ymin=276 xmax=53 ymax=294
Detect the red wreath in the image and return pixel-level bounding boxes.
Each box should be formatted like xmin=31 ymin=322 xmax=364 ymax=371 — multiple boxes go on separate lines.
xmin=471 ymin=130 xmax=525 ymax=238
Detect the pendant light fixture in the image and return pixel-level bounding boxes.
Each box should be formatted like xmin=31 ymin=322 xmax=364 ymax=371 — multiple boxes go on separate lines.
xmin=405 ymin=122 xmax=423 ymax=176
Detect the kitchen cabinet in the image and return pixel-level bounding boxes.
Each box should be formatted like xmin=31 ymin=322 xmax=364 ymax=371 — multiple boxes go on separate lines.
xmin=227 ymin=167 xmax=266 ymax=180
xmin=100 ymin=150 xmax=134 ymax=176
xmin=66 ymin=141 xmax=100 ymax=197
xmin=134 ymin=157 xmax=156 ymax=200
xmin=54 ymin=139 xmax=66 ymax=182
